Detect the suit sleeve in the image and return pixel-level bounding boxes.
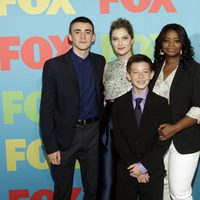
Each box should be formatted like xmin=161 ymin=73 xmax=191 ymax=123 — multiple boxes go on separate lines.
xmin=40 ymin=61 xmax=58 ymax=154
xmin=191 ymin=61 xmax=200 ymax=107
xmin=189 ymin=61 xmax=200 ymax=121
xmin=112 ymin=101 xmax=138 ymax=167
xmin=140 ymin=98 xmax=171 ymax=173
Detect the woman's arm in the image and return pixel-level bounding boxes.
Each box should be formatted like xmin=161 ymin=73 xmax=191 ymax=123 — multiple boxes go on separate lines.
xmin=159 ymin=116 xmax=197 ymax=141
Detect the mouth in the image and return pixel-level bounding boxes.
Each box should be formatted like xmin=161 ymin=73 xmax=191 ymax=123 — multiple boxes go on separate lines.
xmin=137 ymin=81 xmax=145 ymax=85
xmin=118 ymin=47 xmax=126 ymax=51
xmin=166 ymin=48 xmax=177 ymax=52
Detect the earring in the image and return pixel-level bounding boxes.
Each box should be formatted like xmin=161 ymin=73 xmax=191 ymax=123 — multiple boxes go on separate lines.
xmin=180 ymin=50 xmax=183 ymax=55
xmin=160 ymin=49 xmax=164 ymax=55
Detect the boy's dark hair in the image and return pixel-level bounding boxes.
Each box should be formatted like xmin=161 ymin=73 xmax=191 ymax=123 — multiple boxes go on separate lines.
xmin=69 ymin=16 xmax=94 ymax=34
xmin=126 ymin=54 xmax=153 ymax=73
xmin=109 ymin=18 xmax=134 ymax=41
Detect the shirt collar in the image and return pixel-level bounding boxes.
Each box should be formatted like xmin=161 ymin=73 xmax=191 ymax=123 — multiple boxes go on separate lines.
xmin=69 ymin=48 xmax=91 ymax=64
xmin=131 ymin=88 xmax=149 ymax=102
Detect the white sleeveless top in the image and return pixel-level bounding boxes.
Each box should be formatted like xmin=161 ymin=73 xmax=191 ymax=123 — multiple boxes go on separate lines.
xmin=104 ymin=59 xmax=132 ymax=100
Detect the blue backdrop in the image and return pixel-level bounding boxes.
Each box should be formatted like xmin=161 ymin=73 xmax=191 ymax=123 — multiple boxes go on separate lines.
xmin=1 ymin=0 xmax=200 ymax=199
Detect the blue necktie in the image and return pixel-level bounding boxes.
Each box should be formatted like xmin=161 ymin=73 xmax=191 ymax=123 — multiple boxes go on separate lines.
xmin=135 ymin=98 xmax=143 ymax=126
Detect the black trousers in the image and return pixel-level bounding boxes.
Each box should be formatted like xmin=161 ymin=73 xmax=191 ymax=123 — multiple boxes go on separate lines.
xmin=116 ymin=174 xmax=164 ymax=200
xmin=50 ymin=121 xmax=99 ymax=200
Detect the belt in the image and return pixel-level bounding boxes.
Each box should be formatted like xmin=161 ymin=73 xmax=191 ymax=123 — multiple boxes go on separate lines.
xmin=76 ymin=117 xmax=99 ymax=126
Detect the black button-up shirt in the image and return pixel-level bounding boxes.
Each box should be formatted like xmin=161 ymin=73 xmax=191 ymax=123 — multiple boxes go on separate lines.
xmin=69 ymin=49 xmax=98 ymax=119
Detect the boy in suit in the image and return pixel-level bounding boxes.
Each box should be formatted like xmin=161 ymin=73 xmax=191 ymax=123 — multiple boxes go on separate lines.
xmin=40 ymin=16 xmax=105 ymax=200
xmin=112 ymin=54 xmax=171 ymax=200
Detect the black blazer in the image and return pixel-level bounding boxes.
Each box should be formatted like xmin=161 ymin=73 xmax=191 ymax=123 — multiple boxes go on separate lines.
xmin=112 ymin=90 xmax=171 ymax=180
xmin=151 ymin=60 xmax=200 ymax=154
xmin=40 ymin=50 xmax=105 ymax=154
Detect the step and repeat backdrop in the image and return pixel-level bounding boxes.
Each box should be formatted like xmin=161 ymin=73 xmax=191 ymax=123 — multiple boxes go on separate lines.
xmin=1 ymin=0 xmax=200 ymax=199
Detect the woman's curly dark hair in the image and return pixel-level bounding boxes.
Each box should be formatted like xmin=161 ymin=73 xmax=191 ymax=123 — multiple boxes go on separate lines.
xmin=154 ymin=23 xmax=194 ymax=65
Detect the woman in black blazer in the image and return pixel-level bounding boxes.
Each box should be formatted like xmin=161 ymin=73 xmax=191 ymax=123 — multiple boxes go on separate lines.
xmin=151 ymin=23 xmax=200 ymax=200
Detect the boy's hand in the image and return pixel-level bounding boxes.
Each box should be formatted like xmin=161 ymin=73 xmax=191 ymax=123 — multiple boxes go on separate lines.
xmin=127 ymin=163 xmax=142 ymax=177
xmin=137 ymin=173 xmax=150 ymax=183
xmin=47 ymin=151 xmax=61 ymax=165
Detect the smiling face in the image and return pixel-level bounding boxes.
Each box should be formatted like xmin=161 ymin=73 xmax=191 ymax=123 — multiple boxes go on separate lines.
xmin=161 ymin=29 xmax=182 ymax=58
xmin=111 ymin=28 xmax=133 ymax=60
xmin=127 ymin=61 xmax=154 ymax=95
xmin=68 ymin=22 xmax=95 ymax=55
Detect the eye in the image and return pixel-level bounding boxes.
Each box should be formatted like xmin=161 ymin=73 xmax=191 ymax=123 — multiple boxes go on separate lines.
xmin=112 ymin=37 xmax=117 ymax=41
xmin=74 ymin=30 xmax=80 ymax=34
xmin=174 ymin=39 xmax=181 ymax=43
xmin=131 ymin=70 xmax=138 ymax=74
xmin=86 ymin=31 xmax=92 ymax=35
xmin=123 ymin=36 xmax=129 ymax=40
xmin=162 ymin=38 xmax=169 ymax=43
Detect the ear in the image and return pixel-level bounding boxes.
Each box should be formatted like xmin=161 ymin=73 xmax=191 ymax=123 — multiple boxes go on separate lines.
xmin=68 ymin=33 xmax=73 ymax=45
xmin=150 ymin=70 xmax=154 ymax=80
xmin=68 ymin=33 xmax=73 ymax=42
xmin=126 ymin=72 xmax=131 ymax=81
xmin=92 ymin=33 xmax=96 ymax=42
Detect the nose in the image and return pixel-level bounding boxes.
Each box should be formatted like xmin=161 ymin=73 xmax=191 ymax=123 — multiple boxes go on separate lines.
xmin=118 ymin=39 xmax=122 ymax=46
xmin=138 ymin=72 xmax=144 ymax=78
xmin=169 ymin=41 xmax=174 ymax=46
xmin=81 ymin=32 xmax=86 ymax=39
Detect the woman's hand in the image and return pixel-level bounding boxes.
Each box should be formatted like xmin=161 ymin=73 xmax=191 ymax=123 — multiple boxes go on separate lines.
xmin=158 ymin=123 xmax=177 ymax=140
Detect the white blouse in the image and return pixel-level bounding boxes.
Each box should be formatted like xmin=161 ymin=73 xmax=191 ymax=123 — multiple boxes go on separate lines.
xmin=153 ymin=63 xmax=200 ymax=123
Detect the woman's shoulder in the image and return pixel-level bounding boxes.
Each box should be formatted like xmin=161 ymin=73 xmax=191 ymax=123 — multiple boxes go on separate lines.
xmin=150 ymin=91 xmax=168 ymax=102
xmin=181 ymin=60 xmax=200 ymax=81
xmin=107 ymin=59 xmax=127 ymax=66
xmin=190 ymin=60 xmax=200 ymax=67
xmin=183 ymin=59 xmax=200 ymax=72
xmin=183 ymin=59 xmax=199 ymax=66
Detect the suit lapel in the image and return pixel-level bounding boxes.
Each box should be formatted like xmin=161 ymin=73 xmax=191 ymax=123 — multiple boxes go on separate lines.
xmin=150 ymin=62 xmax=163 ymax=90
xmin=124 ymin=91 xmax=138 ymax=128
xmin=169 ymin=64 xmax=184 ymax=100
xmin=153 ymin=62 xmax=184 ymax=103
xmin=141 ymin=92 xmax=154 ymax=127
xmin=90 ymin=54 xmax=100 ymax=97
xmin=124 ymin=91 xmax=153 ymax=129
xmin=64 ymin=53 xmax=79 ymax=91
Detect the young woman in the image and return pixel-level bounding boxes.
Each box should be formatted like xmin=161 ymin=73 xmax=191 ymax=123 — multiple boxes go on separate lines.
xmin=151 ymin=23 xmax=200 ymax=200
xmin=98 ymin=18 xmax=134 ymax=200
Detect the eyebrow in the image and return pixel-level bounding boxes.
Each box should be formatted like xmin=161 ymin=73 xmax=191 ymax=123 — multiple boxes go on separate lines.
xmin=131 ymin=68 xmax=150 ymax=70
xmin=73 ymin=29 xmax=92 ymax=32
xmin=112 ymin=34 xmax=129 ymax=38
xmin=164 ymin=36 xmax=179 ymax=39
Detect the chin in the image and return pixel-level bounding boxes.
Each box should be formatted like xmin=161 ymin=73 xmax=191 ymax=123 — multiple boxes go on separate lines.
xmin=78 ymin=46 xmax=90 ymax=51
xmin=118 ymin=53 xmax=130 ymax=59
